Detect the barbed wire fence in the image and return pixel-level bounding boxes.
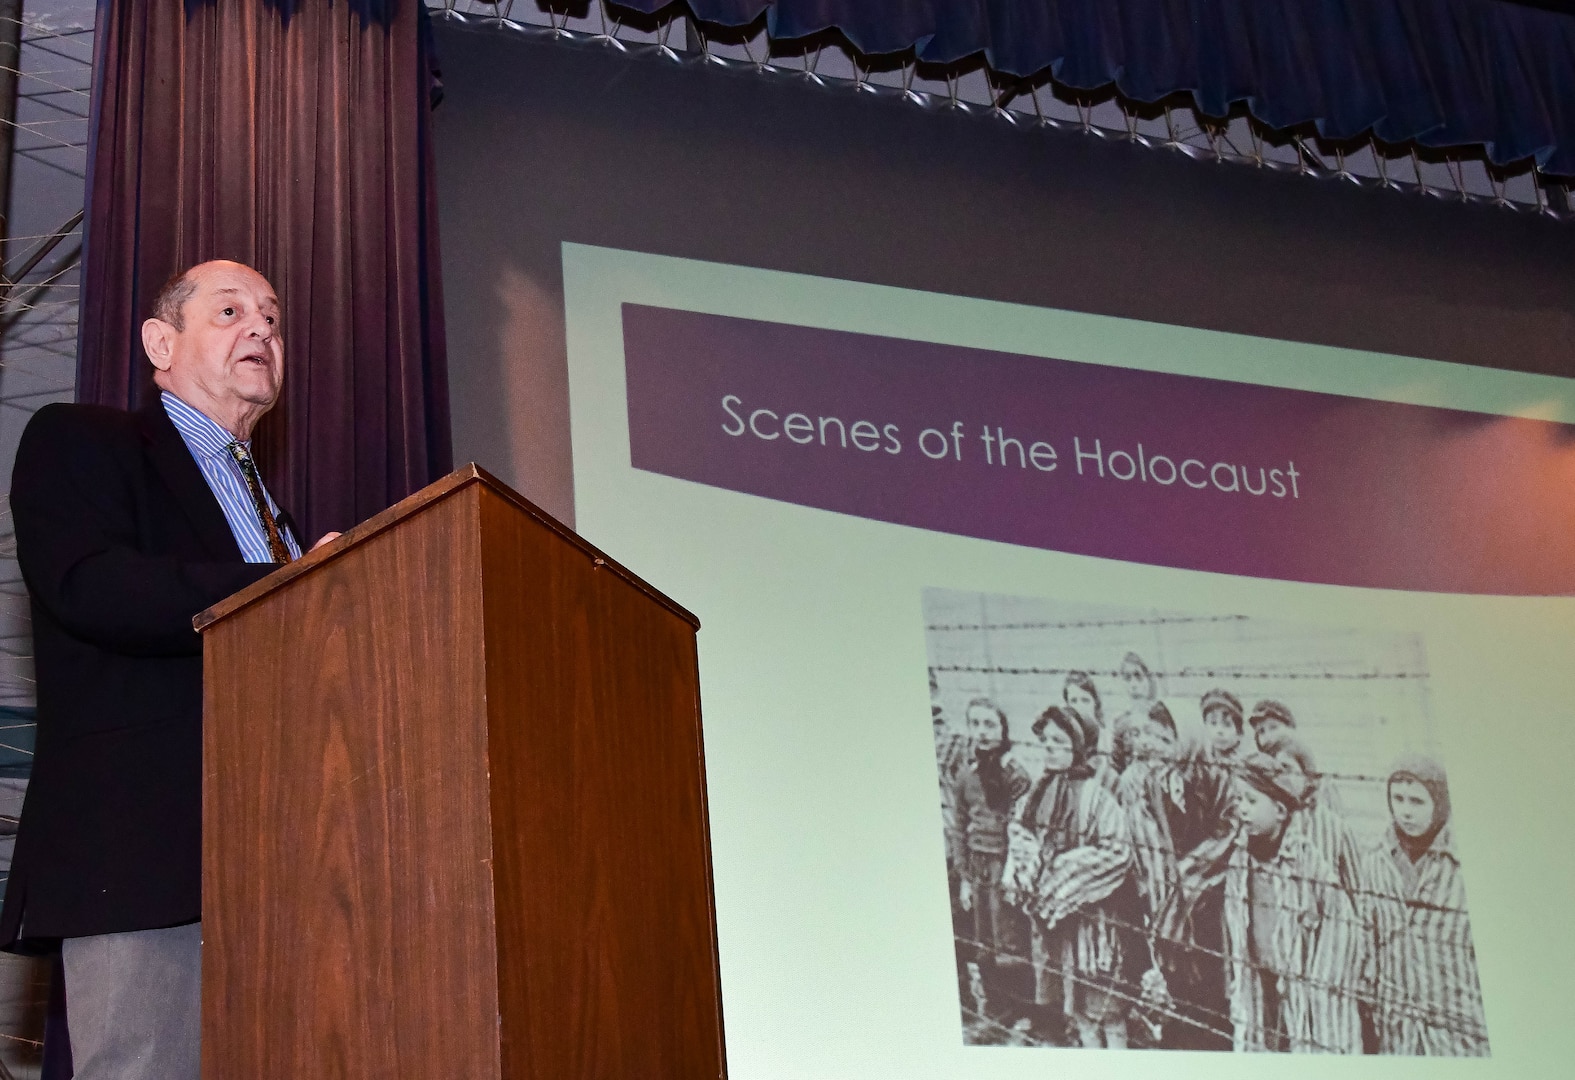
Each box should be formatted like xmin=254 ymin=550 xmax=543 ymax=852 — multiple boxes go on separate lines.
xmin=941 ymin=745 xmax=1491 ymax=1051
xmin=428 ymin=0 xmax=1574 ymax=221
xmin=928 ymin=587 xmax=1488 ymax=1053
xmin=952 ymin=907 xmax=1489 ymax=1052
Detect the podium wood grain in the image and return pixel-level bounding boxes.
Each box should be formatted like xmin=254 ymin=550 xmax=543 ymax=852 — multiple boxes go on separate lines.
xmin=199 ymin=466 xmax=725 ymax=1080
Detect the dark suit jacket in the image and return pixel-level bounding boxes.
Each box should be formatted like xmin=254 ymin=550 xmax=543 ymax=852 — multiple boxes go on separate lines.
xmin=0 ymin=401 xmax=281 ymax=950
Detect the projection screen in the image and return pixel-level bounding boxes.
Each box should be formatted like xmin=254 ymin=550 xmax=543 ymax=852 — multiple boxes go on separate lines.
xmin=433 ymin=16 xmax=1575 ymax=1078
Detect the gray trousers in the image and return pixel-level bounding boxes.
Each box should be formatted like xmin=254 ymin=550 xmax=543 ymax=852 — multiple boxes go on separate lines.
xmin=61 ymin=922 xmax=201 ymax=1080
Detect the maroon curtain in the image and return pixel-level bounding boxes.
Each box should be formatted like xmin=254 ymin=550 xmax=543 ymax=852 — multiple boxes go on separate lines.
xmin=76 ymin=0 xmax=450 ymax=539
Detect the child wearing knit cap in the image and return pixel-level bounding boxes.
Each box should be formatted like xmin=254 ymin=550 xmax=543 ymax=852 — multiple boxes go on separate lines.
xmin=1247 ymin=699 xmax=1296 ymax=752
xmin=1220 ymin=754 xmax=1363 ymax=1054
xmin=1362 ymin=756 xmax=1489 ymax=1057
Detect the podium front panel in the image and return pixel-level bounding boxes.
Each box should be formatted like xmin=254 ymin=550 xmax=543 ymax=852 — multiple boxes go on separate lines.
xmin=203 ymin=489 xmax=503 ymax=1079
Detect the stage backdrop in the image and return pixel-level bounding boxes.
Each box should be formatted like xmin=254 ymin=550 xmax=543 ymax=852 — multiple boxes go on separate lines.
xmin=432 ymin=16 xmax=1575 ymax=1079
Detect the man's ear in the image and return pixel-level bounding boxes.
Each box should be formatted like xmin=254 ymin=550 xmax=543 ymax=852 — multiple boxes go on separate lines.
xmin=142 ymin=317 xmax=176 ymax=372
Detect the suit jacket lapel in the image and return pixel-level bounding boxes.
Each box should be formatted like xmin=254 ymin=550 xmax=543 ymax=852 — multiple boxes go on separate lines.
xmin=137 ymin=402 xmax=246 ymax=562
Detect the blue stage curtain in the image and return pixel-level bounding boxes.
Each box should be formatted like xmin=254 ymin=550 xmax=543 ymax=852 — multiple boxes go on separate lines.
xmin=623 ymin=0 xmax=1575 ymax=174
xmin=75 ymin=0 xmax=452 ymax=541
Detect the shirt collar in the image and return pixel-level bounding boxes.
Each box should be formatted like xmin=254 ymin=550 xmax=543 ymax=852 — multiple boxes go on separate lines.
xmin=1384 ymin=820 xmax=1458 ymax=863
xmin=161 ymin=391 xmax=246 ymax=458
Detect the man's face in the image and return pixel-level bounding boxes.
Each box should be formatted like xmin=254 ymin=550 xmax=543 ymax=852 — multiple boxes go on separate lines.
xmin=1203 ymin=708 xmax=1241 ymax=754
xmin=966 ymin=705 xmax=1003 ymax=753
xmin=1237 ymin=785 xmax=1287 ymax=839
xmin=1389 ymin=778 xmax=1436 ymax=838
xmin=150 ymin=262 xmax=283 ymax=421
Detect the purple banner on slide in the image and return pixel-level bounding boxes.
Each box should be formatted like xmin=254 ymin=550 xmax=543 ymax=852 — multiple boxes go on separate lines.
xmin=621 ymin=304 xmax=1575 ymax=595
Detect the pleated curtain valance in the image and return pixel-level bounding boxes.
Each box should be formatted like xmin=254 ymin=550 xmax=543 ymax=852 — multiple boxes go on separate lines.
xmin=620 ymin=0 xmax=1575 ymax=175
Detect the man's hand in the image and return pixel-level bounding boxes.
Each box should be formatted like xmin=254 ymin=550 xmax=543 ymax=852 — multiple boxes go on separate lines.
xmin=309 ymin=532 xmax=342 ymax=552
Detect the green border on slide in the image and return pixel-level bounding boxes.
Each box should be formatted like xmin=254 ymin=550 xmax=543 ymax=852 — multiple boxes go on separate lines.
xmin=563 ymin=241 xmax=1575 ymax=422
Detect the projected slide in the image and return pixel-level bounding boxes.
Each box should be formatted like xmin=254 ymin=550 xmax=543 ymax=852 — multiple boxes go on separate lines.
xmin=563 ymin=243 xmax=1575 ymax=1077
xmin=923 ymin=589 xmax=1479 ymax=1056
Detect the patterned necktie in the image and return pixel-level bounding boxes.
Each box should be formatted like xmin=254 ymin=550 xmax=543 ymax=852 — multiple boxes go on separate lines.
xmin=225 ymin=441 xmax=293 ymax=563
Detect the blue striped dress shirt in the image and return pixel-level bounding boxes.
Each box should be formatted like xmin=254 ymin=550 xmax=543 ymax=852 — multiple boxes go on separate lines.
xmin=162 ymin=392 xmax=302 ymax=563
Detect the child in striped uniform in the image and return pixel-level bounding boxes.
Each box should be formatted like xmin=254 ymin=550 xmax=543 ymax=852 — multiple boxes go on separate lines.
xmin=949 ymin=697 xmax=1033 ymax=1030
xmin=1362 ymin=755 xmax=1490 ymax=1056
xmin=1003 ymin=706 xmax=1134 ymax=1047
xmin=1257 ymin=730 xmax=1378 ymax=1042
xmin=1122 ymin=735 xmax=1237 ymax=1050
xmin=1222 ymin=754 xmax=1364 ymax=1053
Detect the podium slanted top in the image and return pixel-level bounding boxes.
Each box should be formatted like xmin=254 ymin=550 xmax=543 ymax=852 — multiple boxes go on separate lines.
xmin=194 ymin=463 xmax=698 ymax=632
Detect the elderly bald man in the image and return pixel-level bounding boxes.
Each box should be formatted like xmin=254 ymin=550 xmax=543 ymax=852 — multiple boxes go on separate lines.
xmin=0 ymin=261 xmax=337 ymax=1079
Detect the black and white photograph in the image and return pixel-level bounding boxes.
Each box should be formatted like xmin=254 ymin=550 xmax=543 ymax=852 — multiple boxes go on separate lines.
xmin=925 ymin=587 xmax=1489 ymax=1055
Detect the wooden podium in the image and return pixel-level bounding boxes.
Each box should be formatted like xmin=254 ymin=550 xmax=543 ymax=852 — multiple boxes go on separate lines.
xmin=195 ymin=466 xmax=726 ymax=1079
